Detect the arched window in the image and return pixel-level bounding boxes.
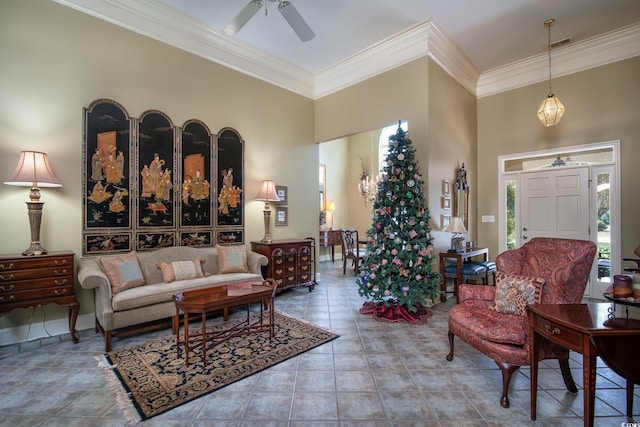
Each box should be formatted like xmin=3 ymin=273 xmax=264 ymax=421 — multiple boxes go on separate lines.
xmin=378 ymin=121 xmax=408 ymax=173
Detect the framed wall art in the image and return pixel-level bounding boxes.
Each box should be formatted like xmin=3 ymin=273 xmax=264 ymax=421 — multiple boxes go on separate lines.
xmin=442 ymin=179 xmax=450 ymax=195
xmin=441 ymin=214 xmax=451 ymax=230
xmin=442 ymin=196 xmax=451 ymax=210
xmin=275 ymin=207 xmax=288 ymax=226
xmin=275 ymin=185 xmax=288 ymax=205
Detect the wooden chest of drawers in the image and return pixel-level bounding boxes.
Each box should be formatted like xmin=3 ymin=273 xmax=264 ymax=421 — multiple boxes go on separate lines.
xmin=251 ymin=239 xmax=316 ymax=293
xmin=0 ymin=251 xmax=79 ymax=343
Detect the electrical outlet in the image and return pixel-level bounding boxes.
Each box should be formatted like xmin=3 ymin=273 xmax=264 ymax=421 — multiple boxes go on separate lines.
xmin=482 ymin=215 xmax=495 ymax=223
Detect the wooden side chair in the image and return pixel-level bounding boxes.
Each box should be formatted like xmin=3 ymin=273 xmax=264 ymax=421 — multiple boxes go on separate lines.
xmin=340 ymin=229 xmax=366 ymax=275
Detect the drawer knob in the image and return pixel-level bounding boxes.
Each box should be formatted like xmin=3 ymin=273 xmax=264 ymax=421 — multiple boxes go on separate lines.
xmin=544 ymin=324 xmax=560 ymax=335
xmin=0 ymin=274 xmax=14 ymax=281
xmin=54 ymin=259 xmax=68 ymax=266
xmin=54 ymin=279 xmax=68 ymax=286
xmin=0 ymin=295 xmax=15 ymax=303
xmin=0 ymin=285 xmax=14 ymax=291
xmin=54 ymin=289 xmax=67 ymax=296
xmin=0 ymin=263 xmax=14 ymax=270
xmin=54 ymin=269 xmax=68 ymax=276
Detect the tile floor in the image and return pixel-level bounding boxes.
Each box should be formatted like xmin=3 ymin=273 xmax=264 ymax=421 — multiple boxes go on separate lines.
xmin=0 ymin=261 xmax=636 ymax=426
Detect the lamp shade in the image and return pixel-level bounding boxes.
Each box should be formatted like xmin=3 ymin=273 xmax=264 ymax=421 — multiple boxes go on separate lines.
xmin=326 ymin=200 xmax=336 ymax=212
xmin=254 ymin=180 xmax=281 ymax=202
xmin=4 ymin=151 xmax=62 ymax=187
xmin=445 ymin=216 xmax=467 ymax=234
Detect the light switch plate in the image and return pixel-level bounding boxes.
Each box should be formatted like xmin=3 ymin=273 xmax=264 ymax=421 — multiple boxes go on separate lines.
xmin=482 ymin=215 xmax=495 ymax=223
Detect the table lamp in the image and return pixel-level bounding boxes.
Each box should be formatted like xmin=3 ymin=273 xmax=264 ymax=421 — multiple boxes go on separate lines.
xmin=4 ymin=151 xmax=63 ymax=256
xmin=326 ymin=200 xmax=336 ymax=229
xmin=255 ymin=180 xmax=281 ymax=243
xmin=445 ymin=216 xmax=467 ymax=253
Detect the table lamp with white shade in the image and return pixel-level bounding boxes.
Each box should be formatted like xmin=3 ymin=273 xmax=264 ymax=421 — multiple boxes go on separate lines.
xmin=254 ymin=180 xmax=281 ymax=243
xmin=4 ymin=151 xmax=63 ymax=256
xmin=445 ymin=216 xmax=467 ymax=253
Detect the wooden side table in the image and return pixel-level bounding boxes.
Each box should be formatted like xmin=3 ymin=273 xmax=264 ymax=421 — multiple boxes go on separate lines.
xmin=529 ymin=303 xmax=640 ymax=426
xmin=319 ymin=229 xmax=342 ymax=262
xmin=0 ymin=251 xmax=79 ymax=343
xmin=439 ymin=248 xmax=489 ymax=302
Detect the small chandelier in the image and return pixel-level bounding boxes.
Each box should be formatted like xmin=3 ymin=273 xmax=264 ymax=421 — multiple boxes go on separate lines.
xmin=537 ymin=18 xmax=565 ymax=127
xmin=358 ymin=170 xmax=379 ymax=207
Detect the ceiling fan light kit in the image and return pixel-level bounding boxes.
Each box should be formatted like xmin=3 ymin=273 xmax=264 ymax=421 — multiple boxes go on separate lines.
xmin=224 ymin=0 xmax=315 ymax=42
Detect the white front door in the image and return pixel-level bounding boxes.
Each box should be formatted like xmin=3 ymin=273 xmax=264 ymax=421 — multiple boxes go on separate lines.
xmin=520 ymin=167 xmax=590 ymax=243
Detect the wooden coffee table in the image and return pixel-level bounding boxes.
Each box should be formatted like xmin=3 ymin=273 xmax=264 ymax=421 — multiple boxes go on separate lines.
xmin=172 ymin=279 xmax=277 ymax=364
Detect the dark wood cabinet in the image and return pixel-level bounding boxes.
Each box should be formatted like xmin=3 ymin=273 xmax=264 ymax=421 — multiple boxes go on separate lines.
xmin=0 ymin=251 xmax=79 ymax=343
xmin=251 ymin=239 xmax=316 ymax=292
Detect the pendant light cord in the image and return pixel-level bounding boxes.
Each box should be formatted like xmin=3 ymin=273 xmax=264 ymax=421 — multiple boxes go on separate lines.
xmin=545 ymin=19 xmax=554 ymax=95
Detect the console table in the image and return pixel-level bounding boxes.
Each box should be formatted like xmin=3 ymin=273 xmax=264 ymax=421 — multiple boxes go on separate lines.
xmin=319 ymin=229 xmax=342 ymax=262
xmin=251 ymin=239 xmax=316 ymax=292
xmin=0 ymin=251 xmax=79 ymax=343
xmin=529 ymin=303 xmax=640 ymax=426
xmin=438 ymin=248 xmax=489 ymax=302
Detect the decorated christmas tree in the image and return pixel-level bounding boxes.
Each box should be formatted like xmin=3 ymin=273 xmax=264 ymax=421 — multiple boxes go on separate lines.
xmin=357 ymin=123 xmax=441 ymax=322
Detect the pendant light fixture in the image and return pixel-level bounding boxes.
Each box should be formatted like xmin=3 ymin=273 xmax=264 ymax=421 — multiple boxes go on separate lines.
xmin=537 ymin=18 xmax=565 ymax=127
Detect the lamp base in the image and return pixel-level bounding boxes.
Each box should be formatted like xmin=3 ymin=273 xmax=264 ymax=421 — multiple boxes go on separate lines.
xmin=261 ymin=207 xmax=272 ymax=244
xmin=22 ymin=242 xmax=48 ymax=257
xmin=451 ymin=235 xmax=465 ymax=253
xmin=23 ymin=201 xmax=47 ymax=256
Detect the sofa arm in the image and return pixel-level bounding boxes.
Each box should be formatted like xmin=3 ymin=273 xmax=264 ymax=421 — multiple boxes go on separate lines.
xmin=458 ymin=284 xmax=496 ymax=309
xmin=78 ymin=258 xmax=113 ymax=320
xmin=247 ymin=251 xmax=268 ymax=276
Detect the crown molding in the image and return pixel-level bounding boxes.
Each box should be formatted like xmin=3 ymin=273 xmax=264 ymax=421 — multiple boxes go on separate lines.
xmin=54 ymin=1 xmax=640 ymax=100
xmin=54 ymin=0 xmax=316 ymax=98
xmin=315 ymin=21 xmax=479 ymax=99
xmin=477 ymin=23 xmax=640 ymax=98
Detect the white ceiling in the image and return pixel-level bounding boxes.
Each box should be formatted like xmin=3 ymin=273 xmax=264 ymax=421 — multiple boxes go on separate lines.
xmin=56 ymin=0 xmax=640 ymax=98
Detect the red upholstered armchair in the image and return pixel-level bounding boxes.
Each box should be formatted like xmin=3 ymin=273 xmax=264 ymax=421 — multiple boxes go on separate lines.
xmin=446 ymin=237 xmax=597 ymax=408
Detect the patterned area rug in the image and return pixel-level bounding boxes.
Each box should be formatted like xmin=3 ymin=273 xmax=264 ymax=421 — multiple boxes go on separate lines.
xmin=97 ymin=311 xmax=339 ymax=422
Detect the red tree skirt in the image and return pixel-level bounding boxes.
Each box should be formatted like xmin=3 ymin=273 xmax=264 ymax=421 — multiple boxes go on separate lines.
xmin=359 ymin=301 xmax=432 ymax=324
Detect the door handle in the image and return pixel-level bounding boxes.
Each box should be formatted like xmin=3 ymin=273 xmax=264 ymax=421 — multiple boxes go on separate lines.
xmin=523 ymin=235 xmax=528 ymax=239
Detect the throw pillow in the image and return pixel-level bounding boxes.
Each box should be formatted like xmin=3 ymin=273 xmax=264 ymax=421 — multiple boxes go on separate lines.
xmin=157 ymin=259 xmax=205 ymax=283
xmin=491 ymin=272 xmax=545 ymax=316
xmin=99 ymin=251 xmax=145 ymax=295
xmin=217 ymin=244 xmax=248 ymax=273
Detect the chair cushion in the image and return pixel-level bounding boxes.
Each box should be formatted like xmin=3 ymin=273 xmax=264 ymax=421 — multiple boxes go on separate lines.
xmin=444 ymin=264 xmax=486 ymax=278
xmin=491 ymin=272 xmax=545 ymax=316
xmin=449 ymin=304 xmax=527 ymax=346
xmin=469 ymin=261 xmax=496 ymax=272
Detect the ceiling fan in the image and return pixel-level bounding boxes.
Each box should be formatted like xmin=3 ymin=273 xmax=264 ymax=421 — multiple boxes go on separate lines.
xmin=223 ymin=0 xmax=315 ymax=42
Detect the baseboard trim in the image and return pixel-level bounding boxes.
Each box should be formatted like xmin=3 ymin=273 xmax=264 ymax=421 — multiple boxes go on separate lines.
xmin=0 ymin=312 xmax=94 ymax=347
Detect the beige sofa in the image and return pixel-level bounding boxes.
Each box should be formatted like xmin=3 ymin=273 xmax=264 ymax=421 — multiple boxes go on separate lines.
xmin=78 ymin=245 xmax=268 ymax=351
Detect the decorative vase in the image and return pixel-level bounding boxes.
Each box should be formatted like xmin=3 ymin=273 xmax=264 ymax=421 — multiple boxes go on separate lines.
xmin=612 ymin=274 xmax=633 ymax=298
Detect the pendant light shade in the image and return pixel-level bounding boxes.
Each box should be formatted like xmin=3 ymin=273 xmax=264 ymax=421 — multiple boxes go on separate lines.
xmin=538 ymin=93 xmax=565 ymax=127
xmin=538 ymin=19 xmax=565 ymax=127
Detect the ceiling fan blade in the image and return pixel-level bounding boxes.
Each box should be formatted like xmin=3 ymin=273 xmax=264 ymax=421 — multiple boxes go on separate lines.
xmin=223 ymin=0 xmax=263 ymax=36
xmin=277 ymin=1 xmax=315 ymax=42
